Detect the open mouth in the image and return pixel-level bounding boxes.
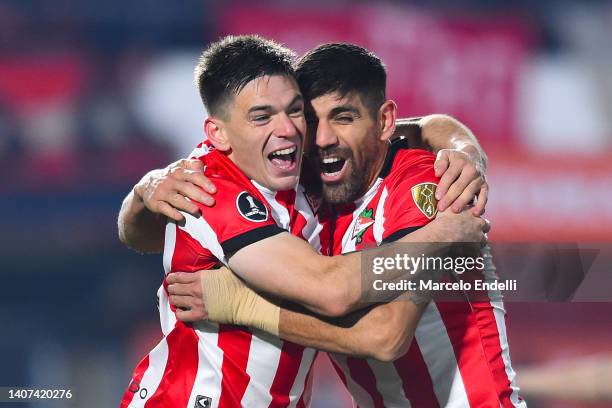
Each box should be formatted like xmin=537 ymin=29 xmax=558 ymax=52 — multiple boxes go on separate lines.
xmin=267 ymin=146 xmax=297 ymax=170
xmin=320 ymin=156 xmax=348 ymax=181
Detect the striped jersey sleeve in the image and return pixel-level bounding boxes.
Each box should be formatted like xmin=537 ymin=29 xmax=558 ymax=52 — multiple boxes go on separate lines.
xmin=382 ymin=150 xmax=440 ymax=243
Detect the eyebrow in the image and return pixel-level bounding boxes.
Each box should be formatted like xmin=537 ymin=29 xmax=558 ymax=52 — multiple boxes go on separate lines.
xmin=329 ymin=104 xmax=360 ymax=118
xmin=247 ymin=94 xmax=304 ymax=115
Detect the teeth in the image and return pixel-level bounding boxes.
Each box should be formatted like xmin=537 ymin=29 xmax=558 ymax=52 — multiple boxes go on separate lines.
xmin=271 ymin=146 xmax=296 ymax=156
xmin=322 ymin=157 xmax=342 ymax=164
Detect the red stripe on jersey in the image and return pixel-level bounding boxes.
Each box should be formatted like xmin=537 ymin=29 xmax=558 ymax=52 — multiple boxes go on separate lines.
xmin=394 ymin=342 xmax=440 ymax=407
xmin=268 ymin=342 xmax=305 ymax=408
xmin=346 ymin=357 xmax=385 ymax=408
xmin=120 ymin=354 xmax=150 ymax=408
xmin=217 ymin=324 xmax=252 ymax=407
xmin=436 ymin=301 xmax=505 ymax=407
xmin=170 ymin=226 xmax=218 ymax=273
xmin=144 ymin=324 xmax=199 ymax=407
xmin=471 ymin=301 xmax=517 ymax=408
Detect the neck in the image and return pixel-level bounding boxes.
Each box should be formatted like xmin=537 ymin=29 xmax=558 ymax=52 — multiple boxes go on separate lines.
xmin=362 ymin=142 xmax=390 ymax=195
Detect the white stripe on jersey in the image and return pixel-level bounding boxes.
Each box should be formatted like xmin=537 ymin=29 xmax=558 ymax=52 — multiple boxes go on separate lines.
xmin=187 ymin=322 xmax=224 ymax=408
xmin=295 ymin=186 xmax=323 ymax=252
xmin=189 ymin=143 xmax=210 ymax=159
xmin=367 ymin=359 xmax=412 ymax=407
xmin=482 ymin=247 xmax=525 ymax=408
xmin=158 ymin=284 xmax=176 ymax=336
xmin=286 ymin=347 xmax=318 ymax=408
xmin=372 ymin=186 xmax=388 ymax=244
xmin=178 ymin=212 xmax=227 ymax=266
xmin=258 ymin=182 xmax=291 ymax=231
xmin=341 ymin=179 xmax=383 ymax=252
xmin=163 ymin=221 xmax=176 ymax=274
xmin=415 ymin=303 xmax=470 ymax=407
xmin=127 ymin=338 xmax=169 ymax=408
xmin=331 ymin=355 xmax=375 ymax=408
xmin=240 ymin=331 xmax=283 ymax=407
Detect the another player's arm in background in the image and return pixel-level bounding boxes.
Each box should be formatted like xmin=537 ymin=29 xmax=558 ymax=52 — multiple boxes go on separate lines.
xmin=395 ymin=115 xmax=488 ymax=214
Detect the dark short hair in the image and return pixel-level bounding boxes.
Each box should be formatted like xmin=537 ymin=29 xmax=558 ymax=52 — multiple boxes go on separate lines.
xmin=195 ymin=35 xmax=296 ymax=117
xmin=295 ymin=43 xmax=387 ymax=116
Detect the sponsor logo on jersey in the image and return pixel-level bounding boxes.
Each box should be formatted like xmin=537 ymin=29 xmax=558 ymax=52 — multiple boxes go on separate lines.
xmin=194 ymin=395 xmax=212 ymax=407
xmin=411 ymin=182 xmax=438 ymax=219
xmin=351 ymin=208 xmax=375 ymax=243
xmin=236 ymin=191 xmax=269 ymax=222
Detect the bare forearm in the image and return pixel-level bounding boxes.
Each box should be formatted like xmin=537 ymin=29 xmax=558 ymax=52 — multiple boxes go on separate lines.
xmin=279 ymin=299 xmax=424 ymax=361
xmin=279 ymin=308 xmax=370 ymax=357
xmin=420 ymin=114 xmax=487 ymax=169
xmin=395 ymin=115 xmax=486 ymax=167
xmin=117 ymin=188 xmax=165 ymax=253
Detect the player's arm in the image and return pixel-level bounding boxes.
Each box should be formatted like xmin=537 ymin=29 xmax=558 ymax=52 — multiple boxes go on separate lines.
xmin=168 ymin=267 xmax=425 ymax=361
xmin=117 ymin=159 xmax=217 ymax=253
xmin=395 ymin=114 xmax=488 ymax=215
xmin=279 ymin=298 xmax=425 ymax=361
xmin=216 ymin=208 xmax=486 ymax=317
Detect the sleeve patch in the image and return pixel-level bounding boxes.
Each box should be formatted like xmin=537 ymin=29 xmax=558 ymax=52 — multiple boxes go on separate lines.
xmin=236 ymin=191 xmax=269 ymax=222
xmin=411 ymin=182 xmax=438 ymax=219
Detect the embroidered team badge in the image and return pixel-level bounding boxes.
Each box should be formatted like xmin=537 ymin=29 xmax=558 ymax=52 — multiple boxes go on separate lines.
xmin=351 ymin=208 xmax=375 ymax=243
xmin=411 ymin=182 xmax=438 ymax=219
xmin=236 ymin=191 xmax=268 ymax=222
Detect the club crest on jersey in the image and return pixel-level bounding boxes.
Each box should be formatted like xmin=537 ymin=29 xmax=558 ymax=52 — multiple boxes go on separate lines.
xmin=194 ymin=395 xmax=212 ymax=407
xmin=351 ymin=208 xmax=375 ymax=243
xmin=236 ymin=191 xmax=268 ymax=222
xmin=411 ymin=182 xmax=438 ymax=219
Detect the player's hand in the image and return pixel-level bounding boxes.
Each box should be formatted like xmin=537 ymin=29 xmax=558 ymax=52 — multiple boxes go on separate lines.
xmin=167 ymin=271 xmax=209 ymax=322
xmin=434 ymin=208 xmax=491 ymax=245
xmin=134 ymin=159 xmax=217 ymax=223
xmin=434 ymin=148 xmax=488 ymax=216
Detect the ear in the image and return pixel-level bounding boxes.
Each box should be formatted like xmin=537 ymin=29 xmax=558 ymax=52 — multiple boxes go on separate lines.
xmin=378 ymin=100 xmax=397 ymax=142
xmin=204 ymin=117 xmax=231 ymax=152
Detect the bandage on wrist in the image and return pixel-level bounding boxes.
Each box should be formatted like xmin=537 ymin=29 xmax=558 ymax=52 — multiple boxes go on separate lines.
xmin=201 ymin=267 xmax=280 ymax=336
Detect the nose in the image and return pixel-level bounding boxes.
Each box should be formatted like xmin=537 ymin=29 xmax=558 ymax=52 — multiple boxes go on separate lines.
xmin=315 ymin=120 xmax=338 ymax=149
xmin=274 ymin=112 xmax=299 ymax=139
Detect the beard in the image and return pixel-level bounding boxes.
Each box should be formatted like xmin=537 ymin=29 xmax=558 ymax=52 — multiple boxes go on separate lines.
xmin=317 ymin=146 xmax=367 ymax=205
xmin=321 ymin=161 xmax=364 ymax=204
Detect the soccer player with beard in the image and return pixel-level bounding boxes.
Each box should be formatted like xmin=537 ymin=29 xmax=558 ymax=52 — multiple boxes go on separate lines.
xmin=118 ymin=39 xmax=493 ymax=407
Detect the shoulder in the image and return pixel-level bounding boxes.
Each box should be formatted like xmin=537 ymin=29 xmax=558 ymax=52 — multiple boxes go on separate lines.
xmin=383 ymin=147 xmax=439 ymax=187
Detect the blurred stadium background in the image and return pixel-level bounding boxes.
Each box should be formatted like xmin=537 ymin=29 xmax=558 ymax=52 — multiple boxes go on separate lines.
xmin=1 ymin=0 xmax=611 ymax=407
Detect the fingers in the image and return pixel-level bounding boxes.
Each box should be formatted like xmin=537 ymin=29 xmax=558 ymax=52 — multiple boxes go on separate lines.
xmin=175 ymin=160 xmax=217 ymax=195
xmin=169 ymin=294 xmax=193 ymax=310
xmin=434 ymin=150 xmax=451 ymax=178
xmin=175 ymin=308 xmax=206 ymax=323
xmin=437 ymin=163 xmax=476 ymax=211
xmin=179 ymin=158 xmax=204 ymax=172
xmin=168 ymin=193 xmax=200 ymax=216
xmin=176 ymin=180 xmax=214 ymax=207
xmin=166 ymin=271 xmax=199 ymax=285
xmin=157 ymin=202 xmax=184 ymax=222
xmin=167 ymin=282 xmax=197 ymax=297
xmin=448 ymin=177 xmax=482 ymax=213
xmin=472 ymin=183 xmax=489 ymax=216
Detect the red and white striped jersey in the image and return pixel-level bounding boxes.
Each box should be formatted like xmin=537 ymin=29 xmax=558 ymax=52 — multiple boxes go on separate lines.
xmin=121 ymin=142 xmax=322 ymax=408
xmin=323 ymin=139 xmax=525 ymax=408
